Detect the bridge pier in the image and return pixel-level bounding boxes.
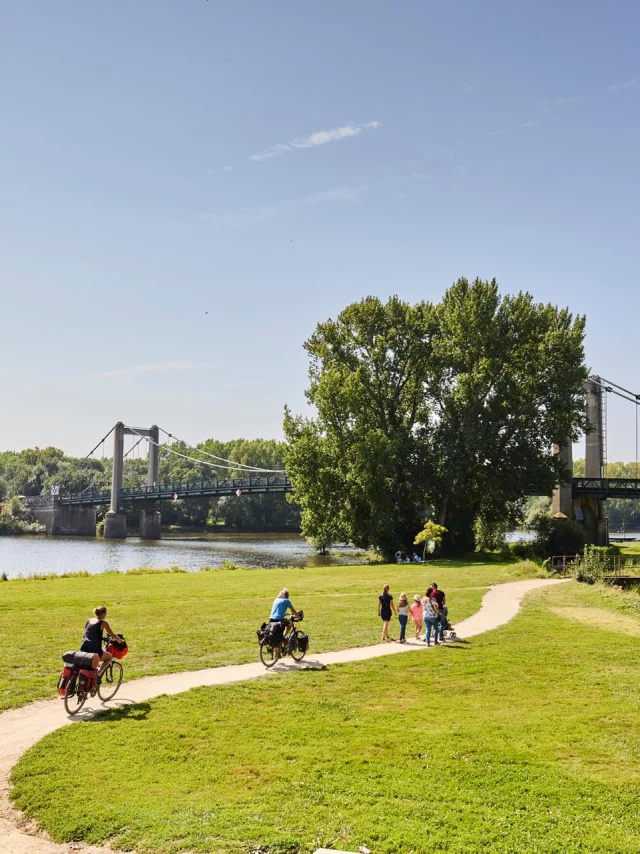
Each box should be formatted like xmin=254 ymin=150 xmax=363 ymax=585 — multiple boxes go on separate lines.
xmin=551 ymin=377 xmax=608 ymax=545
xmin=104 ymin=422 xmax=127 ymax=539
xmin=140 ymin=505 xmax=161 ymax=540
xmin=30 ymin=497 xmax=97 ymax=536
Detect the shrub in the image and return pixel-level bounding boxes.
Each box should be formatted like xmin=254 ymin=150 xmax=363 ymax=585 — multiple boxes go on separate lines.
xmin=510 ymin=541 xmax=534 ymax=560
xmin=531 ymin=512 xmax=586 ymax=558
xmin=96 ymin=520 xmax=105 ymax=537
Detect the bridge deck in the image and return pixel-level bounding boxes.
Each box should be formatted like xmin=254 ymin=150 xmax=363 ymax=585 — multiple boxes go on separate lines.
xmin=24 ymin=476 xmax=640 ymax=509
xmin=26 ymin=476 xmax=293 ymax=507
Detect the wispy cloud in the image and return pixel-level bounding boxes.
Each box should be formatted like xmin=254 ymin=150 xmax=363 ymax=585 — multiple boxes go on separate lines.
xmin=97 ymin=362 xmax=208 ymax=378
xmin=458 ymin=82 xmax=473 ymax=95
xmin=534 ymin=96 xmax=584 ymax=108
xmin=491 ymin=120 xmax=537 ymax=137
xmin=250 ymin=121 xmax=380 ymax=162
xmin=611 ymin=77 xmax=640 ymax=91
xmin=222 ymin=165 xmax=234 ymax=172
xmin=197 ymin=185 xmax=368 ymax=227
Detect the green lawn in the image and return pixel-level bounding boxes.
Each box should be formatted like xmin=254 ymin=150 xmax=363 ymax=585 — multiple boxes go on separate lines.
xmin=0 ymin=560 xmax=535 ymax=710
xmin=10 ymin=579 xmax=640 ymax=854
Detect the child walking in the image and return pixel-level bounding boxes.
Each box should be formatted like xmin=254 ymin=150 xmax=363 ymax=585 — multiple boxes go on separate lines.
xmin=410 ymin=594 xmax=423 ymax=639
xmin=397 ymin=593 xmax=410 ymax=643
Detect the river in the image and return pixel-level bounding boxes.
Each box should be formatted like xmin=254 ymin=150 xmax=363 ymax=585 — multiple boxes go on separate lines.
xmin=0 ymin=533 xmax=363 ymax=580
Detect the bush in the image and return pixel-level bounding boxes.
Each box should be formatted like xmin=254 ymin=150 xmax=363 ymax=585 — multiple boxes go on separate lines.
xmin=531 ymin=512 xmax=586 ymax=559
xmin=96 ymin=519 xmax=105 ymax=537
xmin=509 ymin=541 xmax=534 ymax=560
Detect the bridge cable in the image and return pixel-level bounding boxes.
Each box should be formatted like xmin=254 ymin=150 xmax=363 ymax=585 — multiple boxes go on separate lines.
xmin=590 ymin=376 xmax=640 ymax=479
xmin=157 ymin=427 xmax=286 ymax=474
xmin=125 ymin=426 xmax=285 ymax=476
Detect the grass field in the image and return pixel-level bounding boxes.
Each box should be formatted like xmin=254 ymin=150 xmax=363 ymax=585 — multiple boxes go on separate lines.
xmin=10 ymin=579 xmax=640 ymax=854
xmin=0 ymin=559 xmax=538 ymax=711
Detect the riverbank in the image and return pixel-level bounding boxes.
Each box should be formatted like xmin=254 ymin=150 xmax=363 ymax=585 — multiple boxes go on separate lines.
xmin=0 ymin=532 xmax=367 ymax=580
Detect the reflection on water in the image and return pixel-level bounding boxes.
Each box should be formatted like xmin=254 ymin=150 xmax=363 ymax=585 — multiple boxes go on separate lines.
xmin=0 ymin=533 xmax=362 ymax=579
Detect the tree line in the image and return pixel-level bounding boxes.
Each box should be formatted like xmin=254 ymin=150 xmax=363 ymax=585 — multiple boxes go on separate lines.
xmin=0 ymin=439 xmax=301 ymax=534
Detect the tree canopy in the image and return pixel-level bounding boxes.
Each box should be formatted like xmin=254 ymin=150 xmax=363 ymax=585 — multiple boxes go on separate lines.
xmin=284 ymin=278 xmax=588 ymax=557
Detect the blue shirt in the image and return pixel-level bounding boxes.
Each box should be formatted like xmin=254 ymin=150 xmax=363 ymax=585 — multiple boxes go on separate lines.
xmin=270 ymin=597 xmax=294 ymax=620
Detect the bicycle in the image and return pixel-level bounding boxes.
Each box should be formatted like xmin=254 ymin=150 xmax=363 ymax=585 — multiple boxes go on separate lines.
xmin=258 ymin=611 xmax=309 ymax=668
xmin=63 ymin=636 xmax=125 ymax=715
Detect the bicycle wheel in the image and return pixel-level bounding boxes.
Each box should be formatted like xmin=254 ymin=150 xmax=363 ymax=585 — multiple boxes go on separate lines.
xmin=259 ymin=641 xmax=279 ymax=668
xmin=64 ymin=676 xmax=86 ymax=715
xmin=290 ymin=631 xmax=306 ymax=662
xmin=98 ymin=661 xmax=123 ymax=701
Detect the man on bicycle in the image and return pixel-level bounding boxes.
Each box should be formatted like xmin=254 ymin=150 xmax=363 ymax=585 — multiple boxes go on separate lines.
xmin=269 ymin=588 xmax=298 ymax=637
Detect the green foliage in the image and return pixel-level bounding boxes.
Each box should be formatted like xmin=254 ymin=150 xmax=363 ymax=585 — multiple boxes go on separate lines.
xmin=0 ymin=439 xmax=301 ymax=534
xmin=285 ymin=280 xmax=588 ymax=558
xmin=12 ymin=583 xmax=640 ymax=854
xmin=531 ymin=512 xmax=586 ymax=558
xmin=575 ymin=545 xmax=612 ymax=584
xmin=509 ymin=540 xmax=535 ymax=560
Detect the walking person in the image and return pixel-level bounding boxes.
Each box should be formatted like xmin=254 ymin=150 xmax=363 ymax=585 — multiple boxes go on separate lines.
xmin=422 ymin=587 xmax=441 ymax=647
xmin=397 ymin=592 xmax=410 ymax=643
xmin=410 ymin=594 xmax=423 ymax=639
xmin=431 ymin=582 xmax=447 ymax=642
xmin=378 ymin=583 xmax=397 ymax=642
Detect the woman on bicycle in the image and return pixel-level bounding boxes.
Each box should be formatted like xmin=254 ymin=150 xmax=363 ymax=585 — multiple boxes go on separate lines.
xmin=80 ymin=605 xmax=122 ymax=676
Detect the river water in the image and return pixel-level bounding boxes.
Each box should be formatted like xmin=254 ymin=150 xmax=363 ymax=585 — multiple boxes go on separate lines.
xmin=0 ymin=534 xmax=363 ymax=580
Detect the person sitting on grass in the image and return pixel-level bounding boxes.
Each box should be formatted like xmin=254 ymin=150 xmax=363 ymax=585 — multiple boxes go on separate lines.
xmin=80 ymin=605 xmax=122 ymax=677
xmin=269 ymin=588 xmax=298 ymax=637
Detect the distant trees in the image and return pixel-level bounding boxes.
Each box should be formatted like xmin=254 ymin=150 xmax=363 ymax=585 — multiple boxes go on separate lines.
xmin=284 ymin=279 xmax=589 ymax=558
xmin=0 ymin=439 xmax=300 ymax=534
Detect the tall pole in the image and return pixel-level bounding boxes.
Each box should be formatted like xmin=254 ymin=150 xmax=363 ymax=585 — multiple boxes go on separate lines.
xmin=110 ymin=422 xmax=125 ymax=513
xmin=147 ymin=425 xmax=159 ymax=487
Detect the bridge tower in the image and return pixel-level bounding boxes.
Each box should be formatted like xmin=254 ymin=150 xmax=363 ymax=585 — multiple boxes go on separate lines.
xmin=552 ymin=377 xmax=608 ymax=545
xmin=104 ymin=423 xmax=161 ymax=539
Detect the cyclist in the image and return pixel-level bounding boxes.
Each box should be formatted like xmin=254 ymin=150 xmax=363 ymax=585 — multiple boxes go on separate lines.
xmin=269 ymin=588 xmax=298 ymax=638
xmin=80 ymin=605 xmax=122 ymax=676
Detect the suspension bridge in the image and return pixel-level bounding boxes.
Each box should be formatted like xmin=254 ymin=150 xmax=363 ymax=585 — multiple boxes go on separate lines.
xmin=24 ymin=375 xmax=640 ymax=541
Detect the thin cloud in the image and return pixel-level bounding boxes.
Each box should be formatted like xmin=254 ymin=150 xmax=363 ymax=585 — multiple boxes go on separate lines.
xmin=535 ymin=96 xmax=584 ymax=108
xmin=222 ymin=165 xmax=234 ymax=172
xmin=250 ymin=121 xmax=380 ymax=162
xmin=491 ymin=120 xmax=537 ymax=136
xmin=458 ymin=82 xmax=473 ymax=95
xmin=611 ymin=77 xmax=639 ymax=91
xmin=198 ymin=184 xmax=368 ymax=226
xmin=97 ymin=362 xmax=207 ymax=378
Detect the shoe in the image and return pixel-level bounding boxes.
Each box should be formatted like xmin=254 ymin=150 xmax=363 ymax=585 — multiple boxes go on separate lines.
xmin=434 ymin=641 xmax=440 ymax=646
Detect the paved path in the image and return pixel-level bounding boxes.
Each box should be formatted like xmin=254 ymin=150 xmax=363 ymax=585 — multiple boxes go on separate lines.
xmin=0 ymin=578 xmax=564 ymax=854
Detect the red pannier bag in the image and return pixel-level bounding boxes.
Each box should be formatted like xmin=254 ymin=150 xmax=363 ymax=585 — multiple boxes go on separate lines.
xmin=78 ymin=668 xmax=98 ymax=694
xmin=57 ymin=665 xmax=74 ymax=696
xmin=107 ymin=635 xmax=128 ymax=659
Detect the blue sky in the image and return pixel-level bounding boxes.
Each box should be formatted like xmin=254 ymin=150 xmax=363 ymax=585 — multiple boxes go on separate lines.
xmin=1 ymin=0 xmax=639 ymax=460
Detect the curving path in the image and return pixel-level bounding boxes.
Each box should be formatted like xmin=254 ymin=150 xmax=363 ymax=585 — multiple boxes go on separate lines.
xmin=0 ymin=578 xmax=565 ymax=854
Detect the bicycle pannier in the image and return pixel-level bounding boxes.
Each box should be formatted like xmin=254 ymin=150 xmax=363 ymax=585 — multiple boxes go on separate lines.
xmin=296 ymin=632 xmax=309 ymax=653
xmin=57 ymin=666 xmax=74 ymax=696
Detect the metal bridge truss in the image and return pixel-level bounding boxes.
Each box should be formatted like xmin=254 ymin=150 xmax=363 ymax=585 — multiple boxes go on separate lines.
xmin=27 ymin=476 xmax=293 ymax=508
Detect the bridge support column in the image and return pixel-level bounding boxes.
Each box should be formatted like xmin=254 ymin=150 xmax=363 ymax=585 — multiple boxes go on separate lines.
xmin=140 ymin=504 xmax=161 ymax=540
xmin=30 ymin=498 xmax=97 ymax=536
xmin=104 ymin=422 xmax=127 ymax=539
xmin=551 ymin=441 xmax=573 ymax=518
xmin=583 ymin=377 xmax=608 ymax=545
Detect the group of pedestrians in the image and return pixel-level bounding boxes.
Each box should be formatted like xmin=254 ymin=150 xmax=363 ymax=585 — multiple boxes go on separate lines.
xmin=377 ymin=582 xmax=448 ymax=646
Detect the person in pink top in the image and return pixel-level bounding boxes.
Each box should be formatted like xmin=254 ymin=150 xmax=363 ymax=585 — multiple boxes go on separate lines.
xmin=409 ymin=594 xmax=423 ymax=639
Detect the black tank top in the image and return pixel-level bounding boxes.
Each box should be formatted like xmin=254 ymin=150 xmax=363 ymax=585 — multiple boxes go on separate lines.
xmin=81 ymin=619 xmax=104 ymax=654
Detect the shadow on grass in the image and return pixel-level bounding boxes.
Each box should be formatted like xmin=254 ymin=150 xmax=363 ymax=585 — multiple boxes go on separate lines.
xmin=69 ymin=701 xmax=153 ymax=724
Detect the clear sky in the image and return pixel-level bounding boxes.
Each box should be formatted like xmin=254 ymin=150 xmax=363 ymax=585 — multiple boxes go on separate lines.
xmin=1 ymin=0 xmax=639 ymax=460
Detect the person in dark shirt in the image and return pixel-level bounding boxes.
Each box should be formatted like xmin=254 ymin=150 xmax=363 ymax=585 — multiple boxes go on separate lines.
xmin=431 ymin=582 xmax=447 ymax=641
xmin=80 ymin=605 xmax=122 ymax=676
xmin=378 ymin=583 xmax=397 ymax=642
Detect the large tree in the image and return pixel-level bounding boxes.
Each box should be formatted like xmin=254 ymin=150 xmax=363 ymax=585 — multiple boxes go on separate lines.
xmin=284 ymin=279 xmax=589 ymax=557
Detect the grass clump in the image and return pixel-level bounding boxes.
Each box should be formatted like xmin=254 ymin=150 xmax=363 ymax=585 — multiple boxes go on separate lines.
xmin=10 ymin=580 xmax=640 ymax=853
